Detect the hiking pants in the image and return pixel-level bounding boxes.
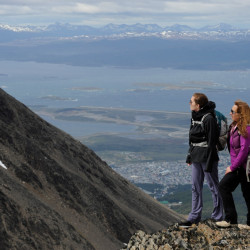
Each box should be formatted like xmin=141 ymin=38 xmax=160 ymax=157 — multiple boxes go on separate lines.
xmin=219 ymin=167 xmax=250 ymax=225
xmin=188 ymin=161 xmax=223 ymax=223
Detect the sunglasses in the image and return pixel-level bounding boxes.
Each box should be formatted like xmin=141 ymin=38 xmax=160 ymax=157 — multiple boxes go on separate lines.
xmin=230 ymin=109 xmax=238 ymax=114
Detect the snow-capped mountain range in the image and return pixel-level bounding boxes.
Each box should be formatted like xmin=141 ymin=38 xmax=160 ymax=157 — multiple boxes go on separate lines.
xmin=0 ymin=22 xmax=242 ymax=33
xmin=0 ymin=23 xmax=250 ymax=42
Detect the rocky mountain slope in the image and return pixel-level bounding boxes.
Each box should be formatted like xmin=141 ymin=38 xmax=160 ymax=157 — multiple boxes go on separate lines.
xmin=0 ymin=88 xmax=183 ymax=250
xmin=123 ymin=220 xmax=250 ymax=249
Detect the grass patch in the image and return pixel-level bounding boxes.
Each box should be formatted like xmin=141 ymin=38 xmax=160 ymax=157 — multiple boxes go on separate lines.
xmin=83 ymin=134 xmax=188 ymax=162
xmin=159 ymin=184 xmax=248 ymax=224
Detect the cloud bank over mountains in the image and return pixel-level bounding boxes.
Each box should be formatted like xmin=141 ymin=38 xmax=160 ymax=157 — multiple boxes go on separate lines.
xmin=0 ymin=0 xmax=250 ymax=28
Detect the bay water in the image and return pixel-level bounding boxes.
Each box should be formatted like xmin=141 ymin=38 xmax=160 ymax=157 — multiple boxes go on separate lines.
xmin=0 ymin=60 xmax=249 ymax=137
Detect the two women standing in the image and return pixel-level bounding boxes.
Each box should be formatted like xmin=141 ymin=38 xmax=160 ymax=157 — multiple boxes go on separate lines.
xmin=180 ymin=93 xmax=250 ymax=228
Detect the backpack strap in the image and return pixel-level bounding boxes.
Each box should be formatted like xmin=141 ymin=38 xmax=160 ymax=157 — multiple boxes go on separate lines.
xmin=191 ymin=141 xmax=208 ymax=147
xmin=247 ymin=153 xmax=250 ymax=182
xmin=201 ymin=113 xmax=211 ymax=122
xmin=190 ymin=113 xmax=212 ymax=148
xmin=247 ymin=146 xmax=250 ymax=182
xmin=191 ymin=113 xmax=211 ymax=127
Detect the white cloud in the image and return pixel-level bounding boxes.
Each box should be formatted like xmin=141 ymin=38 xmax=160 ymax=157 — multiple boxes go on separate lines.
xmin=163 ymin=2 xmax=219 ymax=13
xmin=52 ymin=2 xmax=126 ymax=14
xmin=0 ymin=5 xmax=32 ymax=15
xmin=0 ymin=0 xmax=250 ymax=27
xmin=52 ymin=3 xmax=100 ymax=14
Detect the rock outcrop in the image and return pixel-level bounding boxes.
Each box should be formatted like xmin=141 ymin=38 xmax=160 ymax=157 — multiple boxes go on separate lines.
xmin=0 ymin=88 xmax=184 ymax=250
xmin=123 ymin=220 xmax=250 ymax=249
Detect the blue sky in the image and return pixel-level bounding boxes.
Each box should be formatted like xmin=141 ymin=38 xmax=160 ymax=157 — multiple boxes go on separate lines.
xmin=0 ymin=0 xmax=250 ymax=28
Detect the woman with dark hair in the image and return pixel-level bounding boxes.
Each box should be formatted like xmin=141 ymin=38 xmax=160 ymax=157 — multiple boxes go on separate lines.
xmin=179 ymin=93 xmax=223 ymax=228
xmin=216 ymin=100 xmax=250 ymax=228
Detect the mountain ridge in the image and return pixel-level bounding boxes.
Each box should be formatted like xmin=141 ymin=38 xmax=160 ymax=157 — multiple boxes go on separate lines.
xmin=0 ymin=88 xmax=183 ymax=250
xmin=0 ymin=22 xmax=249 ymax=42
xmin=0 ymin=22 xmax=243 ymax=33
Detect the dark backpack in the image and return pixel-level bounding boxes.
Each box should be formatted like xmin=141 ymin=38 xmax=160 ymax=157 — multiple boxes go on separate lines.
xmin=214 ymin=110 xmax=228 ymax=151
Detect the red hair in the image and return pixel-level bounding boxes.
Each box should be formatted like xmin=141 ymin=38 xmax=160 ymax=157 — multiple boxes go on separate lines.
xmin=233 ymin=100 xmax=250 ymax=138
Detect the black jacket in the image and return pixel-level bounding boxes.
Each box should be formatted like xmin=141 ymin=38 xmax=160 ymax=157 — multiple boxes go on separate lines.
xmin=186 ymin=101 xmax=219 ymax=172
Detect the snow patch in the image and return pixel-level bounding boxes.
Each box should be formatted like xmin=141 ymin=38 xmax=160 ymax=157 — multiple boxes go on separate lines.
xmin=0 ymin=160 xmax=7 ymax=169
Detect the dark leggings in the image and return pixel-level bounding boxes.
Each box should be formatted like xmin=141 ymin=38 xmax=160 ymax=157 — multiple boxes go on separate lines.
xmin=219 ymin=167 xmax=250 ymax=225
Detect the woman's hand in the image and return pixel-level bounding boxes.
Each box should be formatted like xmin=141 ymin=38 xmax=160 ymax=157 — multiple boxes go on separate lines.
xmin=225 ymin=166 xmax=232 ymax=175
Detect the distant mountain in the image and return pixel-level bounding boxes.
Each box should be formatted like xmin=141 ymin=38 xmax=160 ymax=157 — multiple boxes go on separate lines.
xmin=1 ymin=22 xmax=250 ymax=70
xmin=0 ymin=88 xmax=183 ymax=250
xmin=199 ymin=23 xmax=236 ymax=32
xmin=1 ymin=35 xmax=250 ymax=70
xmin=101 ymin=23 xmax=165 ymax=34
xmin=0 ymin=22 xmax=249 ymax=42
xmin=165 ymin=24 xmax=195 ymax=32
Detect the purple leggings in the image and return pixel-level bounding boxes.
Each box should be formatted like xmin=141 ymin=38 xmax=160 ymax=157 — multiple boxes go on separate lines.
xmin=188 ymin=161 xmax=223 ymax=223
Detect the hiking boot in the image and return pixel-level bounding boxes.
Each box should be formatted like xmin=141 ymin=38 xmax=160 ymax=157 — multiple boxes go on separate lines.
xmin=179 ymin=221 xmax=194 ymax=229
xmin=216 ymin=221 xmax=231 ymax=228
xmin=238 ymin=224 xmax=250 ymax=230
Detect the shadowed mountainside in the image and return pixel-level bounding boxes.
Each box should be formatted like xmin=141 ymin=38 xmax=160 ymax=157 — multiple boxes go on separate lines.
xmin=0 ymin=88 xmax=184 ymax=250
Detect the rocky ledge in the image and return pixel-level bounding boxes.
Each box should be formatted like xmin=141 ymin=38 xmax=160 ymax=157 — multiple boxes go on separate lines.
xmin=122 ymin=219 xmax=250 ymax=249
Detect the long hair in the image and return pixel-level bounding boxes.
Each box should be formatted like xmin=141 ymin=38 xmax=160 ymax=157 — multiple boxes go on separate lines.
xmin=233 ymin=100 xmax=250 ymax=138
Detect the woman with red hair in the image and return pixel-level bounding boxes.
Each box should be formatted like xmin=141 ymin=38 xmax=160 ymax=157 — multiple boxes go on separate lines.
xmin=216 ymin=100 xmax=250 ymax=228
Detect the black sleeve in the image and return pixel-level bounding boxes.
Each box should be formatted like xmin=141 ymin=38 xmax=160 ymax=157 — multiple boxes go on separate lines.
xmin=186 ymin=119 xmax=192 ymax=164
xmin=203 ymin=115 xmax=219 ymax=172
